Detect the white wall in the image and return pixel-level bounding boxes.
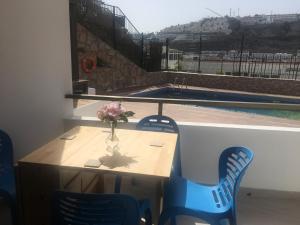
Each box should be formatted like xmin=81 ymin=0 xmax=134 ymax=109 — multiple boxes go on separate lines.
xmin=0 ymin=0 xmax=73 ymax=160
xmin=179 ymin=123 xmax=300 ymax=192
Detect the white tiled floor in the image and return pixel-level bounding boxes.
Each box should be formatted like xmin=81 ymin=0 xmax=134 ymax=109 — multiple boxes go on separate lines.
xmin=171 ymin=191 xmax=300 ymax=225
xmin=1 ymin=191 xmax=300 ymax=225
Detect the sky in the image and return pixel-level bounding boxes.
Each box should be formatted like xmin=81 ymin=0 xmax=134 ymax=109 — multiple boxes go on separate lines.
xmin=105 ymin=0 xmax=300 ymax=33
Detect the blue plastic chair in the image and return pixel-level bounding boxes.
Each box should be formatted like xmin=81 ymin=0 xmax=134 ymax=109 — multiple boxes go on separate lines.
xmin=136 ymin=115 xmax=181 ymax=177
xmin=159 ymin=146 xmax=254 ymax=225
xmin=0 ymin=130 xmax=17 ymax=225
xmin=53 ymin=191 xmax=152 ymax=225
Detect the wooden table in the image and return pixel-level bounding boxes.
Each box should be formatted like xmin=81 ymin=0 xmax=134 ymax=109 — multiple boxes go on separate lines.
xmin=17 ymin=126 xmax=178 ymax=225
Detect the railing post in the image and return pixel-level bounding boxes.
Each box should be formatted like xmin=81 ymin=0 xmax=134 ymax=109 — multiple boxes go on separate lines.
xmin=259 ymin=55 xmax=264 ymax=78
xmin=177 ymin=52 xmax=180 ymax=71
xmin=220 ymin=55 xmax=224 ymax=74
xmin=270 ymin=54 xmax=275 ymax=78
xmin=232 ymin=54 xmax=237 ymax=75
xmin=247 ymin=53 xmax=251 ymax=76
xmin=238 ymin=33 xmax=245 ymax=76
xmin=198 ymin=34 xmax=202 ymax=73
xmin=165 ymin=38 xmax=169 ymax=70
xmin=288 ymin=55 xmax=293 ymax=79
xmin=295 ymin=60 xmax=300 ymax=80
xmin=141 ymin=33 xmax=144 ymax=68
xmin=293 ymin=56 xmax=298 ymax=80
xmin=278 ymin=55 xmax=282 ymax=77
xmin=158 ymin=102 xmax=163 ymax=116
xmin=112 ymin=6 xmax=116 ymax=49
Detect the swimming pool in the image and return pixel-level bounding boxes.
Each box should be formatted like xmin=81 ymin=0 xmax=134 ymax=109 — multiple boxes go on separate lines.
xmin=131 ymin=87 xmax=300 ymax=120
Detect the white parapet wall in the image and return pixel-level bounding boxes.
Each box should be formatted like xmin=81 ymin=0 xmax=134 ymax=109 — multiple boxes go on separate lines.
xmin=179 ymin=122 xmax=300 ymax=192
xmin=65 ymin=118 xmax=300 ymax=192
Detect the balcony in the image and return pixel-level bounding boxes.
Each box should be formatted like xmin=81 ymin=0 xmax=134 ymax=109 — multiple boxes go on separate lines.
xmin=1 ymin=113 xmax=300 ymax=225
xmin=1 ymin=0 xmax=300 ymax=225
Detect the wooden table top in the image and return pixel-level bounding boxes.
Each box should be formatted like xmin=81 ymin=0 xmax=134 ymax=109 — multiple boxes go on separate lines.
xmin=19 ymin=126 xmax=178 ymax=178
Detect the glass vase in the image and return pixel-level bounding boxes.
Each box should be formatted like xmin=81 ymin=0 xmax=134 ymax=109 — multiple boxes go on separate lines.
xmin=105 ymin=121 xmax=119 ymax=154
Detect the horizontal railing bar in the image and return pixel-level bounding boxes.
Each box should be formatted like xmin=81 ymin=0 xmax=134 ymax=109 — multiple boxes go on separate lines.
xmin=66 ymin=94 xmax=300 ymax=111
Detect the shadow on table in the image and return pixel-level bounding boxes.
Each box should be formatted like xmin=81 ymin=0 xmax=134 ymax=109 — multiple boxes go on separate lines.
xmin=99 ymin=151 xmax=137 ymax=169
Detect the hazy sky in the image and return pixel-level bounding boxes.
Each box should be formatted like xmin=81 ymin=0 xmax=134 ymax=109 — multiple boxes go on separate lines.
xmin=105 ymin=0 xmax=300 ymax=33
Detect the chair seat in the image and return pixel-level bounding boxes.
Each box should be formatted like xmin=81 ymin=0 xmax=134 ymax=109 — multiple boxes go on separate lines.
xmin=164 ymin=176 xmax=230 ymax=215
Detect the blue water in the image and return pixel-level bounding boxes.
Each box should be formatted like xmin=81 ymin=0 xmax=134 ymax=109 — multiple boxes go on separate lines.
xmin=132 ymin=88 xmax=300 ymax=120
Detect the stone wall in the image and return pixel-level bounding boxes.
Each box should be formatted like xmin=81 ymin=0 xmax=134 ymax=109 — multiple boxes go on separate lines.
xmin=77 ymin=24 xmax=166 ymax=94
xmin=163 ymin=72 xmax=300 ymax=96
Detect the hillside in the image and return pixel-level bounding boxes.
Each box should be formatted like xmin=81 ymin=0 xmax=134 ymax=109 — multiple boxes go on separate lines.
xmin=157 ymin=16 xmax=300 ymax=53
xmin=160 ymin=17 xmax=232 ymax=35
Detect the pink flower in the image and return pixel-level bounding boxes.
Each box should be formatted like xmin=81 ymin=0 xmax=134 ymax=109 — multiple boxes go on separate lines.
xmin=97 ymin=102 xmax=127 ymax=122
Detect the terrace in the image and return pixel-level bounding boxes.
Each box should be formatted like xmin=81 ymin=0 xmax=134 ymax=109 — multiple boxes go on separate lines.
xmin=1 ymin=1 xmax=300 ymax=225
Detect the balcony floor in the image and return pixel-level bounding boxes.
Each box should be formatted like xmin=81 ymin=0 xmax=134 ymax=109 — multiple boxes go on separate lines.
xmin=1 ymin=191 xmax=300 ymax=225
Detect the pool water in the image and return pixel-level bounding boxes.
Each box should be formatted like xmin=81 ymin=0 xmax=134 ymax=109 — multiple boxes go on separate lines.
xmin=132 ymin=88 xmax=300 ymax=120
xmin=224 ymin=108 xmax=300 ymax=120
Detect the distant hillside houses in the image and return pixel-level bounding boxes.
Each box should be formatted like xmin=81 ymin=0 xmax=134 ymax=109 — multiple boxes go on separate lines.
xmin=159 ymin=17 xmax=231 ymax=35
xmin=239 ymin=14 xmax=300 ymax=25
xmin=158 ymin=14 xmax=300 ymax=37
xmin=197 ymin=17 xmax=231 ymax=34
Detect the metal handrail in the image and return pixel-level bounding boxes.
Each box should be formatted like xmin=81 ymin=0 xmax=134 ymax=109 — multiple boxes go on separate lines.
xmin=94 ymin=0 xmax=140 ymax=35
xmin=66 ymin=94 xmax=300 ymax=116
xmin=76 ymin=0 xmax=143 ymax=66
xmin=113 ymin=6 xmax=140 ymax=35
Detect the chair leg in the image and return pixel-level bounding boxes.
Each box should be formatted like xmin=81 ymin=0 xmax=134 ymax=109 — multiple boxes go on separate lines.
xmin=158 ymin=211 xmax=177 ymax=225
xmin=11 ymin=201 xmax=17 ymax=225
xmin=2 ymin=195 xmax=17 ymax=225
xmin=114 ymin=175 xmax=122 ymax=193
xmin=145 ymin=208 xmax=152 ymax=225
xmin=158 ymin=211 xmax=171 ymax=225
xmin=211 ymin=220 xmax=222 ymax=225
xmin=170 ymin=216 xmax=176 ymax=225
xmin=229 ymin=216 xmax=237 ymax=225
xmin=212 ymin=218 xmax=233 ymax=225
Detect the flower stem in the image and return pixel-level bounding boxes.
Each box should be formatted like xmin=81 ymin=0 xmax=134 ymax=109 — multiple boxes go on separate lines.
xmin=111 ymin=121 xmax=117 ymax=141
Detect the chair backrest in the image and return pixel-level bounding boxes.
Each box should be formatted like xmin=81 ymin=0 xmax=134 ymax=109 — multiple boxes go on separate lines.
xmin=0 ymin=130 xmax=14 ymax=187
xmin=53 ymin=191 xmax=141 ymax=225
xmin=136 ymin=115 xmax=181 ymax=176
xmin=136 ymin=115 xmax=179 ymax=134
xmin=216 ymin=147 xmax=254 ymax=211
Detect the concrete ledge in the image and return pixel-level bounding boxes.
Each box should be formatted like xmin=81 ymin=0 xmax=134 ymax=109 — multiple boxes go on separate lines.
xmin=65 ymin=116 xmax=300 ymax=132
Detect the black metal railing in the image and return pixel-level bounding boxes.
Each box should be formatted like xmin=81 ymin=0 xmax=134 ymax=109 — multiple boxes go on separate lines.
xmin=66 ymin=94 xmax=300 ymax=116
xmin=160 ymin=32 xmax=300 ymax=80
xmin=75 ymin=0 xmax=143 ymax=66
